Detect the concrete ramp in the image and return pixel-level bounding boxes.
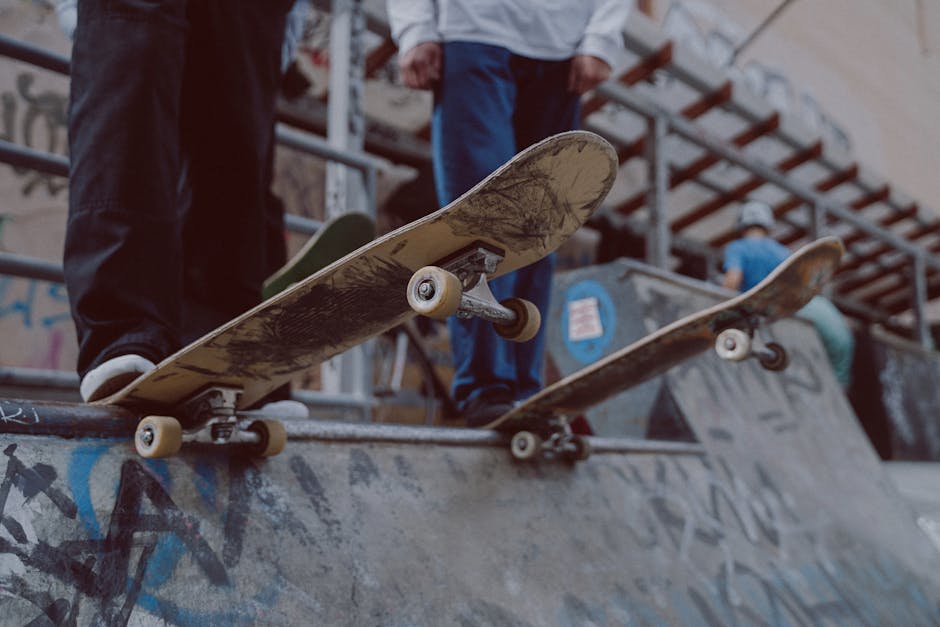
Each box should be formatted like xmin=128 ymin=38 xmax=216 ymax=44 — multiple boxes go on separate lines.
xmin=2 ymin=259 xmax=940 ymax=624
xmin=0 ymin=416 xmax=937 ymax=625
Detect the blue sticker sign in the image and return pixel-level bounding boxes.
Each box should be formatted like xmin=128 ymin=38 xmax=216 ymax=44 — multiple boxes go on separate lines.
xmin=561 ymin=279 xmax=617 ymax=365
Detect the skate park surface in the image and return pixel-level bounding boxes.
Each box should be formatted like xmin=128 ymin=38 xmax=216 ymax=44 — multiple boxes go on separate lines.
xmin=0 ymin=260 xmax=938 ymax=625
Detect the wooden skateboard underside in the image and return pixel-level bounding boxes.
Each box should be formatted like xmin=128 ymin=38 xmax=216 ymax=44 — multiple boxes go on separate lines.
xmin=98 ymin=131 xmax=618 ymax=413
xmin=487 ymin=236 xmax=844 ymax=431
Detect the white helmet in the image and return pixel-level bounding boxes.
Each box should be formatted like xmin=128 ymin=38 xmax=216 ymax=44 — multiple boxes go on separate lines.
xmin=737 ymin=200 xmax=774 ymax=232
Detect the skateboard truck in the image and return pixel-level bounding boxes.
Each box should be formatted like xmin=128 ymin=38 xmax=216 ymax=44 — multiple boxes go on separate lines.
xmin=714 ymin=325 xmax=789 ymax=371
xmin=134 ymin=386 xmax=287 ymax=459
xmin=407 ymin=244 xmax=541 ymax=342
xmin=509 ymin=416 xmax=591 ymax=463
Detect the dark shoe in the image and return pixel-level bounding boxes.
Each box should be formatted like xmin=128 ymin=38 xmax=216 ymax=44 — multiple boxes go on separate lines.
xmin=462 ymin=390 xmax=514 ymax=428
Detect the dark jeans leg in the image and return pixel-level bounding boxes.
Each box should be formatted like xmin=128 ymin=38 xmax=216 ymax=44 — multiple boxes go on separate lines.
xmin=64 ymin=0 xmax=188 ymax=377
xmin=64 ymin=0 xmax=292 ymax=379
xmin=178 ymin=0 xmax=292 ymax=344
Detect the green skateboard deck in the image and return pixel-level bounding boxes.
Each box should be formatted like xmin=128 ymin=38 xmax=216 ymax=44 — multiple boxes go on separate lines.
xmin=264 ymin=212 xmax=376 ymax=299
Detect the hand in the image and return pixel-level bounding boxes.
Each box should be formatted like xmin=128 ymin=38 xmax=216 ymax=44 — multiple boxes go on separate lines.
xmin=398 ymin=41 xmax=442 ymax=90
xmin=567 ymin=54 xmax=612 ymax=95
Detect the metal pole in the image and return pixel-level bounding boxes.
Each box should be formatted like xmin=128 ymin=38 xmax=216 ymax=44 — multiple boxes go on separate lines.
xmin=323 ymin=0 xmax=373 ymax=406
xmin=729 ymin=0 xmax=799 ymax=64
xmin=325 ymin=0 xmax=368 ymax=219
xmin=912 ymin=253 xmax=934 ymax=350
xmin=0 ymin=139 xmax=68 ymax=177
xmin=645 ymin=114 xmax=670 ymax=269
xmin=809 ymin=199 xmax=826 ymax=240
xmin=0 ymin=34 xmax=70 ymax=75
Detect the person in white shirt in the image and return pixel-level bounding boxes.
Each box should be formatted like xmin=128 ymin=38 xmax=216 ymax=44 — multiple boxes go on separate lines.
xmin=387 ymin=0 xmax=631 ymax=426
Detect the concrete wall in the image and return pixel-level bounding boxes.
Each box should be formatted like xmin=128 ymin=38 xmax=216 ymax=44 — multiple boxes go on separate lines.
xmin=849 ymin=331 xmax=940 ymax=462
xmin=0 ymin=414 xmax=937 ymax=625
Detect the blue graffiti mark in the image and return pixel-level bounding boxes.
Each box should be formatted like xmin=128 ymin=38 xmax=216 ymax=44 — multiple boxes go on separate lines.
xmin=0 ymin=276 xmax=37 ymax=328
xmin=137 ymin=581 xmax=285 ymax=626
xmin=561 ymin=280 xmax=617 ymax=365
xmin=0 ymin=276 xmax=71 ymax=330
xmin=65 ymin=446 xmax=245 ymax=622
xmin=194 ymin=460 xmax=220 ymax=509
xmin=67 ymin=443 xmax=110 ymax=538
xmin=41 ymin=282 xmax=71 ymax=328
xmin=69 ymin=447 xmax=182 ymax=576
xmin=142 ymin=457 xmax=173 ymax=487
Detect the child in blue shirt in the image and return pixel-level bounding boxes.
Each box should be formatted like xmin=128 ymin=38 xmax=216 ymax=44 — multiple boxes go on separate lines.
xmin=722 ymin=200 xmax=854 ymax=389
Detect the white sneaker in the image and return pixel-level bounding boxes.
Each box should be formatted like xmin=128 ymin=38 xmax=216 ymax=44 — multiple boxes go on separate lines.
xmin=80 ymin=354 xmax=157 ymax=402
xmin=259 ymin=399 xmax=310 ymax=419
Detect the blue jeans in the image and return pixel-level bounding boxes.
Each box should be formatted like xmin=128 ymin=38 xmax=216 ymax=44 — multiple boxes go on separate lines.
xmin=431 ymin=42 xmax=581 ymax=411
xmin=799 ymin=295 xmax=855 ymax=388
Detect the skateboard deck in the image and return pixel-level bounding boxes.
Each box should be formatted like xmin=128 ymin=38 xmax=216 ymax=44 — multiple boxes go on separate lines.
xmin=263 ymin=212 xmax=376 ymax=300
xmin=489 ymin=236 xmax=844 ymax=461
xmin=98 ymin=130 xmax=618 ymax=457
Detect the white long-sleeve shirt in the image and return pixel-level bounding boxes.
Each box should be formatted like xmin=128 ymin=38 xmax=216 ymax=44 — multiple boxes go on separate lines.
xmin=387 ymin=0 xmax=631 ymax=69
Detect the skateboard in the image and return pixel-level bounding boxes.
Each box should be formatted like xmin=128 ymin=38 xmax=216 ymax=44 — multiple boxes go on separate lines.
xmin=96 ymin=130 xmax=619 ymax=459
xmin=488 ymin=236 xmax=845 ymax=462
xmin=263 ymin=211 xmax=376 ymax=300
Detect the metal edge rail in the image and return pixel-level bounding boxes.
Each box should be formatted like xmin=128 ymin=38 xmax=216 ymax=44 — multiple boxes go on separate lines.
xmin=0 ymin=397 xmax=707 ymax=456
xmin=0 ymin=33 xmax=69 ymax=75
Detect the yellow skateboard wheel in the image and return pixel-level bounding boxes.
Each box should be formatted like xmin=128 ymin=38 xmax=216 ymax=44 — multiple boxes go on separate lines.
xmin=495 ymin=298 xmax=541 ymax=342
xmin=407 ymin=266 xmax=463 ymax=319
xmin=135 ymin=416 xmax=183 ymax=459
xmin=249 ymin=420 xmax=287 ymax=457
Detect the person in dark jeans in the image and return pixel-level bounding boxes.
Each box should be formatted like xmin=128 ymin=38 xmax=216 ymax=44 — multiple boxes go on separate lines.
xmin=64 ymin=0 xmax=303 ymax=412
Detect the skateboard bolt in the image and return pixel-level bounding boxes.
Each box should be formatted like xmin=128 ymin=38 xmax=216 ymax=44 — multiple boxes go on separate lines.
xmin=416 ymin=279 xmax=436 ymax=301
xmin=138 ymin=427 xmax=155 ymax=447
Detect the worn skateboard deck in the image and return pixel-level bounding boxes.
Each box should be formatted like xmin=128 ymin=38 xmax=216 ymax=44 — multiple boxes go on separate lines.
xmin=98 ymin=130 xmax=618 ymax=413
xmin=263 ymin=212 xmax=376 ymax=300
xmin=487 ymin=236 xmax=844 ymax=434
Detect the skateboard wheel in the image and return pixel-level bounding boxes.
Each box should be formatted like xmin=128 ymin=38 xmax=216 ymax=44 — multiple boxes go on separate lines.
xmin=510 ymin=430 xmax=543 ymax=461
xmin=135 ymin=416 xmax=182 ymax=459
xmin=566 ymin=435 xmax=592 ymax=462
xmin=407 ymin=266 xmax=462 ymax=319
xmin=495 ymin=298 xmax=541 ymax=342
xmin=715 ymin=328 xmax=751 ymax=362
xmin=759 ymin=342 xmax=790 ymax=371
xmin=248 ymin=420 xmax=287 ymax=457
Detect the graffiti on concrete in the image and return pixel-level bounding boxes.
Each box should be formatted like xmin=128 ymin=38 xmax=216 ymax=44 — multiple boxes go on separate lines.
xmin=662 ymin=1 xmax=852 ymax=153
xmin=0 ymin=444 xmax=298 ymax=625
xmin=0 ymin=433 xmax=935 ymax=624
xmin=0 ymin=438 xmax=376 ymax=625
xmin=586 ymin=449 xmax=940 ymax=624
xmin=0 ymin=276 xmax=69 ymax=330
xmin=0 ymin=72 xmax=68 ymax=196
xmin=0 ymin=276 xmax=72 ymax=369
xmin=0 ymin=402 xmax=39 ymax=426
